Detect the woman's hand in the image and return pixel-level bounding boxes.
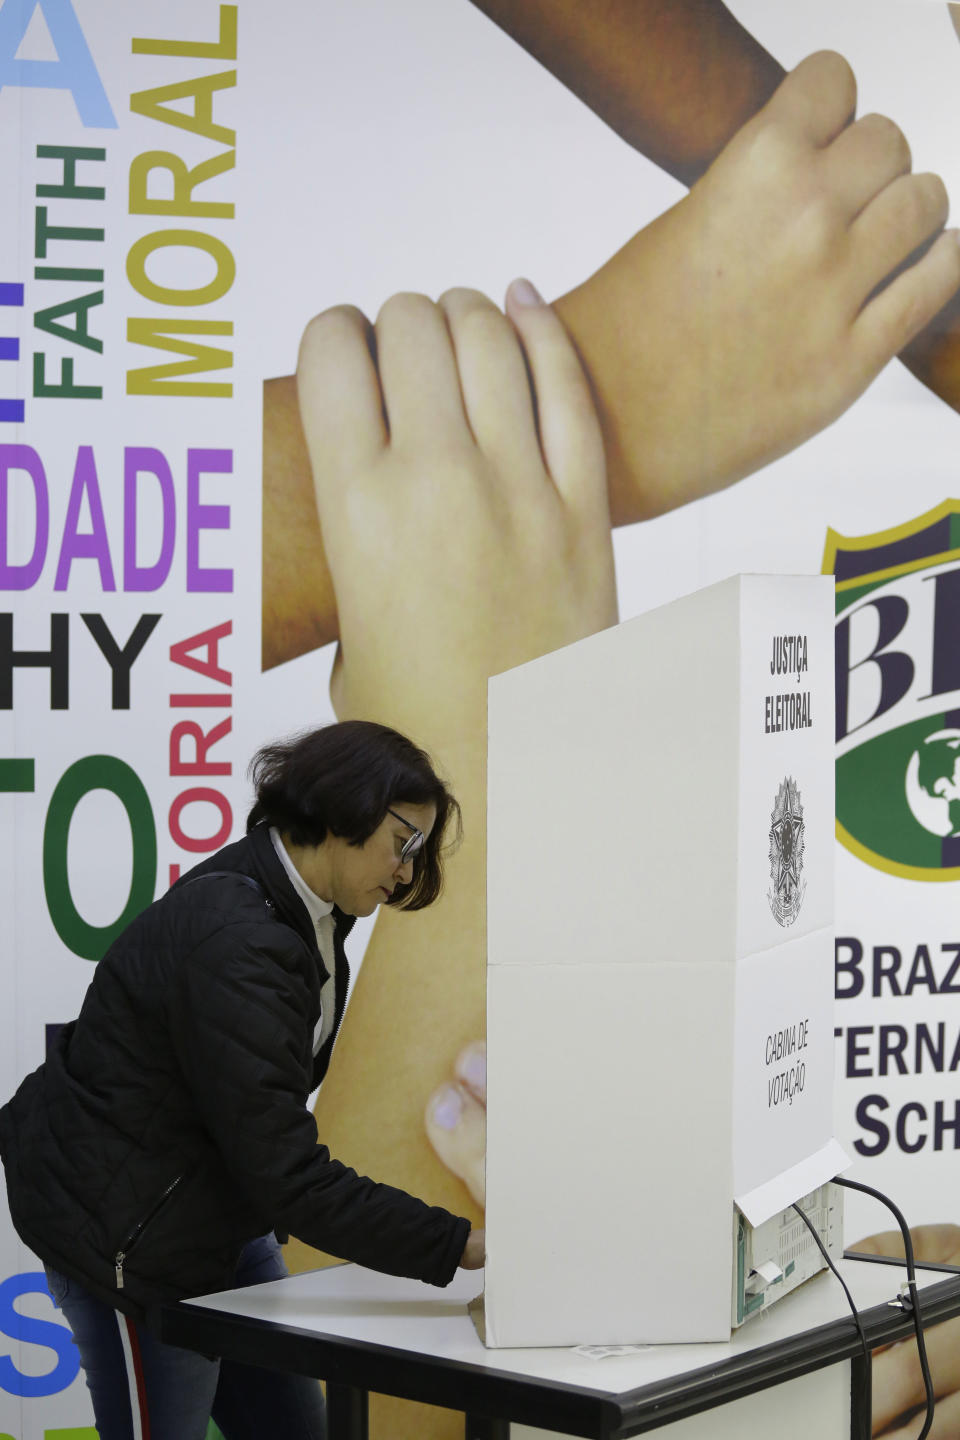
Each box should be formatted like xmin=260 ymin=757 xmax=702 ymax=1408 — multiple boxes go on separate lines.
xmin=296 ymin=280 xmax=618 ymax=750
xmin=853 ymin=1225 xmax=960 ymax=1436
xmin=459 ymin=1227 xmax=486 ymax=1271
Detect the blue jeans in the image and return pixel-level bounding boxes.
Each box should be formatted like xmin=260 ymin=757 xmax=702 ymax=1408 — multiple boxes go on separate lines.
xmin=45 ymin=1232 xmax=325 ymax=1440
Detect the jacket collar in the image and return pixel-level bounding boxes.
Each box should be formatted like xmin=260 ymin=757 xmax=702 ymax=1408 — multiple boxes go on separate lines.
xmin=245 ymin=822 xmax=357 ymax=945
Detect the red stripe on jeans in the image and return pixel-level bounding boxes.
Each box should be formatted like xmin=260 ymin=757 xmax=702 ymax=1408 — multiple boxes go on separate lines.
xmin=123 ymin=1315 xmax=152 ymax=1440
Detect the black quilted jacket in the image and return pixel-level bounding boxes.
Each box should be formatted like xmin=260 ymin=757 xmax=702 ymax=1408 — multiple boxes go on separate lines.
xmin=0 ymin=823 xmax=470 ymax=1317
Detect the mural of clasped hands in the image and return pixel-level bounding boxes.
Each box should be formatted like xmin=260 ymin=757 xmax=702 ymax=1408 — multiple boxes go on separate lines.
xmin=263 ymin=49 xmax=960 ymax=671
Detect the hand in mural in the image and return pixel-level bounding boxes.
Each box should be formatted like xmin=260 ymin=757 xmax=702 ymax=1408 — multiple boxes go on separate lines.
xmin=853 ymin=1225 xmax=960 ymax=1437
xmin=262 ymin=50 xmax=960 ymax=668
xmin=558 ymin=49 xmax=960 ymax=525
xmin=471 ymin=0 xmax=960 ymax=419
xmin=425 ymin=1041 xmax=487 ymax=1208
xmin=296 ymin=281 xmax=617 ymax=739
xmin=264 ymin=283 xmax=617 ymax=670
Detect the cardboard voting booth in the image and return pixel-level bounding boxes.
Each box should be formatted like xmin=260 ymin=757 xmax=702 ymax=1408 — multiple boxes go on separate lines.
xmin=484 ymin=575 xmax=847 ymax=1347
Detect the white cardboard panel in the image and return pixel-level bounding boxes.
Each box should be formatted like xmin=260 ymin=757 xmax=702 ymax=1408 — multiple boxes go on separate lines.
xmin=736 ymin=576 xmax=835 ymax=957
xmin=736 ymin=1140 xmax=852 ymax=1228
xmin=485 ymin=576 xmax=841 ymax=1347
xmin=487 ymin=578 xmax=742 ymax=969
xmin=732 ymin=929 xmax=838 ymax=1198
xmin=484 ymin=962 xmax=735 ymax=1346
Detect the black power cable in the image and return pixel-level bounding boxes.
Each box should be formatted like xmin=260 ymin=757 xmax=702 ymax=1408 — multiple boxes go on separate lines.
xmin=791 ymin=1198 xmax=870 ymax=1420
xmin=836 ymin=1175 xmax=936 ymax=1440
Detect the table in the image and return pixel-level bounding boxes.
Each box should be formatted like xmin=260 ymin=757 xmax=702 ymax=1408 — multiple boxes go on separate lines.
xmin=156 ymin=1254 xmax=960 ymax=1440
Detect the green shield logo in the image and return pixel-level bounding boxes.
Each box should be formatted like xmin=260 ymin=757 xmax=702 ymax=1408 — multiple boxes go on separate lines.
xmin=823 ymin=500 xmax=960 ymax=882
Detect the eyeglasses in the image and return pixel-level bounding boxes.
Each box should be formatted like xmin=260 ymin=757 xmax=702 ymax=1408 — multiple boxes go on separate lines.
xmin=387 ymin=808 xmax=425 ymax=865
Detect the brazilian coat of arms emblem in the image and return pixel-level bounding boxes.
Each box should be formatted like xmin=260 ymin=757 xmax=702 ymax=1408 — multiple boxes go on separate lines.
xmin=768 ymin=776 xmax=805 ymax=927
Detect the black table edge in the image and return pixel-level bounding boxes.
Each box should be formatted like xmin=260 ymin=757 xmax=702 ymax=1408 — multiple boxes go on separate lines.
xmin=614 ymin=1264 xmax=960 ymax=1437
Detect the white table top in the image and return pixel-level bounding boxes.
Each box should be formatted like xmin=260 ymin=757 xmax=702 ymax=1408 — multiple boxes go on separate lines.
xmin=182 ymin=1254 xmax=951 ymax=1397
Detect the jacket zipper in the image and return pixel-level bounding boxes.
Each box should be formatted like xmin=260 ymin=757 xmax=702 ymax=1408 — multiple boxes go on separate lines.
xmin=114 ymin=1174 xmax=184 ymax=1290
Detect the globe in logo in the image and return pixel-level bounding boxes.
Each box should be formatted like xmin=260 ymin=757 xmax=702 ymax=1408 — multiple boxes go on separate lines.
xmin=905 ymin=729 xmax=960 ymax=838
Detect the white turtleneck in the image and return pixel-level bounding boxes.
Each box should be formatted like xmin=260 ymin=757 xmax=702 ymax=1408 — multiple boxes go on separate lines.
xmin=269 ymin=827 xmax=338 ymax=1055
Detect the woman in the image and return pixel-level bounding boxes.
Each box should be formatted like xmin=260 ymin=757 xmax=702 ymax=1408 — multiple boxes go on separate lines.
xmin=0 ymin=719 xmax=481 ymax=1440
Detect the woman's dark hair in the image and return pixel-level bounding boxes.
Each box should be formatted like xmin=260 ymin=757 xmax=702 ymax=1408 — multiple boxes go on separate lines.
xmin=246 ymin=720 xmax=461 ymax=910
